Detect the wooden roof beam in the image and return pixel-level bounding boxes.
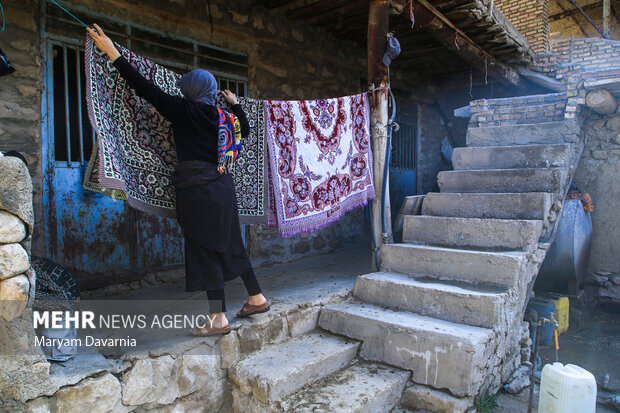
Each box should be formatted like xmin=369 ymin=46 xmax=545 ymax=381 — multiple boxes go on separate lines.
xmin=410 ymin=0 xmax=525 ymax=88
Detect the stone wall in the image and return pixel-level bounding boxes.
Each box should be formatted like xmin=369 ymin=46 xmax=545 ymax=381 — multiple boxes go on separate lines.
xmin=0 ymin=0 xmax=44 ymax=259
xmin=573 ymin=109 xmax=620 ymax=277
xmin=0 ymin=154 xmax=52 ymax=412
xmin=416 ymin=104 xmax=452 ymax=195
xmin=0 ymin=155 xmax=35 ymax=321
xmin=495 ymin=0 xmax=550 ymax=54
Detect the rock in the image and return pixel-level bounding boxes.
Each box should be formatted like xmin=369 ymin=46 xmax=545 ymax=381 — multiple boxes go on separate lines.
xmin=219 ymin=330 xmax=240 ymax=369
xmin=54 ymin=372 xmax=128 ymax=413
xmin=25 ymin=396 xmax=51 ymax=412
xmin=591 ymin=150 xmax=609 ymax=160
xmin=121 ymin=351 xmax=226 ymax=408
xmin=121 ymin=355 xmax=177 ymax=406
xmin=605 ymin=116 xmax=620 ymax=131
xmin=0 ymin=156 xmax=34 ymax=235
xmin=504 ymin=365 xmax=531 ymax=394
xmin=0 ymin=274 xmax=30 ymax=321
xmin=400 ymin=384 xmax=473 ymax=413
xmin=0 ymin=243 xmax=29 ymax=280
xmin=615 ymin=132 xmax=620 ymax=145
xmin=0 ymin=211 xmax=27 ymax=243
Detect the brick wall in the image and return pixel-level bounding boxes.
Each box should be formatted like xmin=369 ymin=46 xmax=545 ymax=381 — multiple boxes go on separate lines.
xmin=553 ymin=37 xmax=620 ymax=71
xmin=469 ymin=92 xmax=567 ymax=128
xmin=495 ymin=0 xmax=550 ymax=54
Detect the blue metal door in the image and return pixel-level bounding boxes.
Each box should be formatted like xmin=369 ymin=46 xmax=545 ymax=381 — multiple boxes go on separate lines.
xmin=42 ymin=38 xmax=184 ymax=288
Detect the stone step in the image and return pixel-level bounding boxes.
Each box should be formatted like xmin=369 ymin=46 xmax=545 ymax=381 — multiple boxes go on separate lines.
xmin=452 ymin=144 xmax=572 ymax=170
xmin=353 ymin=272 xmax=509 ymax=329
xmin=380 ymin=243 xmax=527 ymax=288
xmin=421 ymin=192 xmax=552 ymax=221
xmin=402 ymin=215 xmax=543 ymax=250
xmin=228 ymin=333 xmax=359 ymax=403
xmin=437 ymin=167 xmax=568 ymax=194
xmin=319 ymin=302 xmax=495 ymax=397
xmin=280 ymin=362 xmax=410 ymax=413
xmin=466 ymin=120 xmax=580 ymax=147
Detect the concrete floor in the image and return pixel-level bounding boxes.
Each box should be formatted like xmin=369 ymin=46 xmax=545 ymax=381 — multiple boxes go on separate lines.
xmin=75 ymin=246 xmax=371 ymax=356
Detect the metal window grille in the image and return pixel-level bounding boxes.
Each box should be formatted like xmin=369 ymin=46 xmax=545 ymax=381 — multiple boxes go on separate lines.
xmin=43 ymin=1 xmax=249 ymax=166
xmin=390 ymin=122 xmax=417 ymax=170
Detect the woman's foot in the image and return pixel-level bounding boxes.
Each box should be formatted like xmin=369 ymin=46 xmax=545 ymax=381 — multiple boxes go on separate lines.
xmin=237 ymin=294 xmax=270 ymax=318
xmin=189 ymin=312 xmax=230 ymax=336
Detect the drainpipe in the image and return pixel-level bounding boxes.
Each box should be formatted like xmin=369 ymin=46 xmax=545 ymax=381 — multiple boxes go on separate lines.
xmin=368 ymin=0 xmax=393 ymax=271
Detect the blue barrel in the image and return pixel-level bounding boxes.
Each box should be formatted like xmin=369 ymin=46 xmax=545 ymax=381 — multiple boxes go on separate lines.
xmin=527 ymin=297 xmax=556 ymax=346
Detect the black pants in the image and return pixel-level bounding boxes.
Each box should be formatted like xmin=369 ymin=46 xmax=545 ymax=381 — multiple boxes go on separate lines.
xmin=206 ymin=269 xmax=262 ymax=313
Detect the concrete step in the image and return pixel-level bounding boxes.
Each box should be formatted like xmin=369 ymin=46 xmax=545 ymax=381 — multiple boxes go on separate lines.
xmin=228 ymin=333 xmax=359 ymax=403
xmin=452 ymin=144 xmax=572 ymax=170
xmin=466 ymin=120 xmax=580 ymax=147
xmin=380 ymin=243 xmax=527 ymax=288
xmin=353 ymin=272 xmax=509 ymax=329
xmin=280 ymin=362 xmax=410 ymax=413
xmin=421 ymin=192 xmax=552 ymax=221
xmin=437 ymin=167 xmax=569 ymax=194
xmin=402 ymin=215 xmax=543 ymax=250
xmin=319 ymin=302 xmax=495 ymax=397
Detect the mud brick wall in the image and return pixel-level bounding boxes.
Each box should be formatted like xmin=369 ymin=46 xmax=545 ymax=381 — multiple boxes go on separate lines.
xmin=495 ymin=0 xmax=550 ymax=53
xmin=554 ymin=37 xmax=620 ymax=71
xmin=469 ymin=92 xmax=567 ymax=128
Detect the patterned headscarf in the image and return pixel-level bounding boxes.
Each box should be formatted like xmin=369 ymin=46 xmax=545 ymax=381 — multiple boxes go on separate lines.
xmin=179 ymin=69 xmax=218 ymax=105
xmin=217 ymin=108 xmax=242 ymax=173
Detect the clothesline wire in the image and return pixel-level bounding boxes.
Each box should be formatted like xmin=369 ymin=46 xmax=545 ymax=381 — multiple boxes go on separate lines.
xmin=0 ymin=1 xmax=5 ymax=33
xmin=48 ymin=0 xmax=91 ymax=30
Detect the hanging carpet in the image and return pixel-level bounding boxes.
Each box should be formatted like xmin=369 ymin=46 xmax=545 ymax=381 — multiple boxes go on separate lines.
xmin=264 ymin=94 xmax=376 ymax=237
xmin=83 ymin=36 xmax=267 ymax=223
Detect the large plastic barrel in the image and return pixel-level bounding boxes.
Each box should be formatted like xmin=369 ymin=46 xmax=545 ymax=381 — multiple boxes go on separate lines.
xmin=535 ymin=199 xmax=593 ymax=294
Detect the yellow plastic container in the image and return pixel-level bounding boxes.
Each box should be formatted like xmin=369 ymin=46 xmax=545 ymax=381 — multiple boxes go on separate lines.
xmin=543 ymin=294 xmax=569 ymax=335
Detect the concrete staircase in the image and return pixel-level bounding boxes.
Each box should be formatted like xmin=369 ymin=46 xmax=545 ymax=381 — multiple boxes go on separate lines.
xmin=229 ymin=98 xmax=585 ymax=412
xmin=317 ymin=114 xmax=585 ymax=410
xmin=229 ymin=332 xmax=411 ymax=412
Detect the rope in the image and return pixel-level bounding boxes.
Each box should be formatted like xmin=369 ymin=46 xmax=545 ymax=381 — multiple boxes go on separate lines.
xmin=48 ymin=0 xmax=91 ymax=30
xmin=409 ymin=0 xmax=415 ymax=28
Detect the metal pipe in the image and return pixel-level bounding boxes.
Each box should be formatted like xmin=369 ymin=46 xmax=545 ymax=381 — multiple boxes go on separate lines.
xmin=567 ymin=0 xmax=608 ymax=38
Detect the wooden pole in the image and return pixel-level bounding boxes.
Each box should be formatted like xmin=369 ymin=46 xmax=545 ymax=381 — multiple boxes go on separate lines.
xmin=604 ymin=0 xmax=611 ymax=38
xmin=368 ymin=0 xmax=392 ymax=271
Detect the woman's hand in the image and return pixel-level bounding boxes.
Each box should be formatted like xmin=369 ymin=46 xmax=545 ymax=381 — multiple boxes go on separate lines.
xmin=220 ymin=89 xmax=239 ymax=105
xmin=87 ymin=23 xmax=121 ymax=62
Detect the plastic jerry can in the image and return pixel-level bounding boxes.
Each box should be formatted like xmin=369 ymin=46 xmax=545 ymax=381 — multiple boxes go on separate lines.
xmin=543 ymin=293 xmax=569 ymax=334
xmin=527 ymin=297 xmax=555 ymax=345
xmin=538 ymin=362 xmax=597 ymax=413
